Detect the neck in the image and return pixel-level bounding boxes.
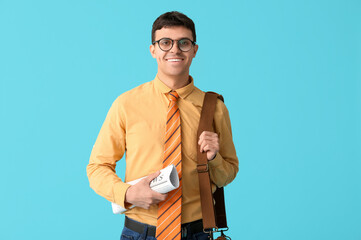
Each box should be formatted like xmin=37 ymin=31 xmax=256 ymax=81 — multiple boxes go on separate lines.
xmin=157 ymin=72 xmax=190 ymax=90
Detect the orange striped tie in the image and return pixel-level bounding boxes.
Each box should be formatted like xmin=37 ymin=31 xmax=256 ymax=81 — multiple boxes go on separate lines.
xmin=156 ymin=91 xmax=182 ymax=240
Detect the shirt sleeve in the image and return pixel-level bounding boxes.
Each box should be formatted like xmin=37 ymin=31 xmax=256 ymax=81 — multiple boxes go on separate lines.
xmin=86 ymin=96 xmax=131 ymax=208
xmin=208 ymin=99 xmax=239 ymax=187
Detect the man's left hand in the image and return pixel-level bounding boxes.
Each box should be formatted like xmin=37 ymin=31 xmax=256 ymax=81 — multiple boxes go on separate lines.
xmin=198 ymin=131 xmax=219 ymax=161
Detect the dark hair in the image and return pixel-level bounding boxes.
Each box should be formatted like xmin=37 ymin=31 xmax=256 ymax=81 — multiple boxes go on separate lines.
xmin=151 ymin=11 xmax=196 ymax=43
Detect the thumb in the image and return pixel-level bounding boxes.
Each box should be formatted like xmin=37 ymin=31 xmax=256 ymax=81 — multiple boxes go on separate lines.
xmin=144 ymin=171 xmax=161 ymax=184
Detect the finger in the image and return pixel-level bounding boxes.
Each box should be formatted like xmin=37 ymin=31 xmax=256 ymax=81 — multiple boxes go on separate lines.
xmin=200 ymin=142 xmax=213 ymax=153
xmin=199 ymin=140 xmax=206 ymax=152
xmin=198 ymin=131 xmax=210 ymax=144
xmin=207 ymin=152 xmax=217 ymax=161
xmin=152 ymin=192 xmax=168 ymax=202
xmin=201 ymin=137 xmax=219 ymax=145
xmin=200 ymin=137 xmax=218 ymax=150
xmin=198 ymin=138 xmax=217 ymax=149
xmin=144 ymin=171 xmax=161 ymax=184
xmin=203 ymin=144 xmax=218 ymax=153
xmin=200 ymin=131 xmax=214 ymax=137
xmin=200 ymin=141 xmax=213 ymax=153
xmin=198 ymin=132 xmax=218 ymax=144
xmin=144 ymin=192 xmax=167 ymax=206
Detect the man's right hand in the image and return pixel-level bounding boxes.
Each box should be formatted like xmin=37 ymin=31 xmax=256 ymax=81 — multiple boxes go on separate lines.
xmin=125 ymin=171 xmax=168 ymax=209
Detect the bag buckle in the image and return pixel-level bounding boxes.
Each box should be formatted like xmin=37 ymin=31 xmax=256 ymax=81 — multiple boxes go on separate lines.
xmin=203 ymin=227 xmax=217 ymax=240
xmin=204 ymin=227 xmax=231 ymax=240
xmin=215 ymin=228 xmax=231 ymax=240
xmin=197 ymin=163 xmax=209 ymax=173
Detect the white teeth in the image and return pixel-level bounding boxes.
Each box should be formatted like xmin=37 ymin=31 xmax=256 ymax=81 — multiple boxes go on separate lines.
xmin=167 ymin=59 xmax=182 ymax=62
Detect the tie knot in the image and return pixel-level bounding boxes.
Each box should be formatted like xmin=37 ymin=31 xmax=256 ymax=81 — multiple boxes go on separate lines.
xmin=167 ymin=91 xmax=179 ymax=102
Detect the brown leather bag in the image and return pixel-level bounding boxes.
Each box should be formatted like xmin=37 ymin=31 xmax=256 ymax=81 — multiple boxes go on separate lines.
xmin=197 ymin=92 xmax=231 ymax=240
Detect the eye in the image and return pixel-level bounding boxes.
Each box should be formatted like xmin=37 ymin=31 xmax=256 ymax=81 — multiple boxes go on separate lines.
xmin=179 ymin=39 xmax=191 ymax=46
xmin=159 ymin=39 xmax=172 ymax=46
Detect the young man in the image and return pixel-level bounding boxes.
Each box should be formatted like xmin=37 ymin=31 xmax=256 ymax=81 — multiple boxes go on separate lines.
xmin=87 ymin=11 xmax=238 ymax=240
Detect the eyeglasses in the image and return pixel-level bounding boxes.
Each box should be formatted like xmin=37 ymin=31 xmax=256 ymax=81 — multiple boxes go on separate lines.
xmin=152 ymin=38 xmax=196 ymax=52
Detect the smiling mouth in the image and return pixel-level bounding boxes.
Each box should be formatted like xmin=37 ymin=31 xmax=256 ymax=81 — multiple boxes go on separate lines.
xmin=166 ymin=58 xmax=184 ymax=62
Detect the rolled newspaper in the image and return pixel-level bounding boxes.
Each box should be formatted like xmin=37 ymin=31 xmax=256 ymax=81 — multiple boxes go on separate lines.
xmin=111 ymin=164 xmax=179 ymax=214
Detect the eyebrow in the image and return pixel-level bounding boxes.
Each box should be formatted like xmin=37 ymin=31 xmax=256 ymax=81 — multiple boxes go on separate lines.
xmin=158 ymin=37 xmax=193 ymax=41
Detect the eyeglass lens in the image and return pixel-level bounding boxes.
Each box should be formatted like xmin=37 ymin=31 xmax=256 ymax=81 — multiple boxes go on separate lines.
xmin=158 ymin=39 xmax=193 ymax=52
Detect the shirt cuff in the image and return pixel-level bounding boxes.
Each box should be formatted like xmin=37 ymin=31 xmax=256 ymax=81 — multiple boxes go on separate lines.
xmin=208 ymin=152 xmax=223 ymax=168
xmin=113 ymin=181 xmax=132 ymax=209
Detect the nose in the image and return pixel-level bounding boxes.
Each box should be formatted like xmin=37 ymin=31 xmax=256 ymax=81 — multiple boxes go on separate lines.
xmin=170 ymin=41 xmax=182 ymax=53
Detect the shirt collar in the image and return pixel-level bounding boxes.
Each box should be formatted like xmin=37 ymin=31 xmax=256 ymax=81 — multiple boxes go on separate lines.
xmin=154 ymin=75 xmax=195 ymax=99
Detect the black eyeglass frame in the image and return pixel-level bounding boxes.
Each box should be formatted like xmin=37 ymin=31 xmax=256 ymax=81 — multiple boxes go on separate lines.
xmin=152 ymin=38 xmax=196 ymax=52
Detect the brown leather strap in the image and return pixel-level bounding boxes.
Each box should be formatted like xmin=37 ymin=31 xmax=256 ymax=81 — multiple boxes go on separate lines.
xmin=213 ymin=187 xmax=227 ymax=228
xmin=197 ymin=92 xmax=228 ymax=230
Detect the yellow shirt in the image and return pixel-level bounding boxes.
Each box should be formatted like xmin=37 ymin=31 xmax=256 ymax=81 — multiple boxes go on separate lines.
xmin=87 ymin=75 xmax=238 ymax=226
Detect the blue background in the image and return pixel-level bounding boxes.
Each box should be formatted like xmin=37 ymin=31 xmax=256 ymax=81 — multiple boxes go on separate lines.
xmin=1 ymin=0 xmax=360 ymax=239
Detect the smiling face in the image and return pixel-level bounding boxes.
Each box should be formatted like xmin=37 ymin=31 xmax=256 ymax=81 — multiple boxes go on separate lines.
xmin=150 ymin=26 xmax=198 ymax=82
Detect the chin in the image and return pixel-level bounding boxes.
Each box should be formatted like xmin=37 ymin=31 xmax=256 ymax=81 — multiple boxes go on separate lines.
xmin=169 ymin=72 xmax=187 ymax=78
xmin=173 ymin=67 xmax=189 ymax=74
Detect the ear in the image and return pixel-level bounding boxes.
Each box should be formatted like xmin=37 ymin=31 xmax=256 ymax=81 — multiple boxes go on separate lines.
xmin=150 ymin=44 xmax=156 ymax=58
xmin=192 ymin=44 xmax=199 ymax=58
